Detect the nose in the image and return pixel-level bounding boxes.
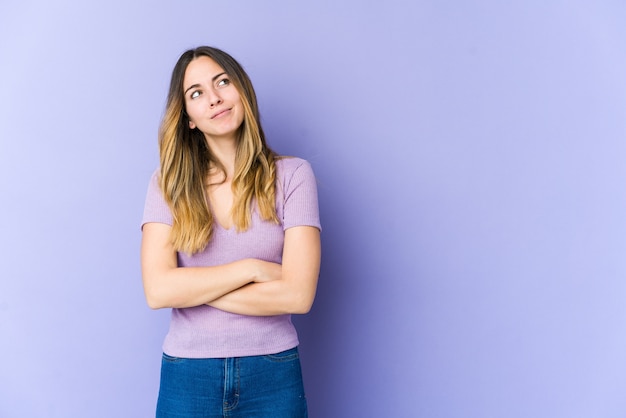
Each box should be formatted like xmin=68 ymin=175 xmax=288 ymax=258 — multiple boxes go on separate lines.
xmin=208 ymin=89 xmax=222 ymax=108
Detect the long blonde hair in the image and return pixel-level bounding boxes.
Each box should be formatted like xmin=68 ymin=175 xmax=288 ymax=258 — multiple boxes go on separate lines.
xmin=159 ymin=46 xmax=278 ymax=254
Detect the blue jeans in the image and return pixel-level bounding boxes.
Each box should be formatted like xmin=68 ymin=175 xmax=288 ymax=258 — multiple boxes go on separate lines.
xmin=156 ymin=347 xmax=308 ymax=417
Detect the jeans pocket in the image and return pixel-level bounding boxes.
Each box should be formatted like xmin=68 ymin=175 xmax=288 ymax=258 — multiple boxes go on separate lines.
xmin=262 ymin=347 xmax=300 ymax=363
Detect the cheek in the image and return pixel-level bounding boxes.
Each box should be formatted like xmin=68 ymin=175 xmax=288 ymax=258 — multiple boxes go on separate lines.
xmin=234 ymin=106 xmax=245 ymax=126
xmin=185 ymin=102 xmax=201 ymax=120
xmin=233 ymin=97 xmax=245 ymax=118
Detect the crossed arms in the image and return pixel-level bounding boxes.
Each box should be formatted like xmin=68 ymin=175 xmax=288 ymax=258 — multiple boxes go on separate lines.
xmin=140 ymin=222 xmax=321 ymax=316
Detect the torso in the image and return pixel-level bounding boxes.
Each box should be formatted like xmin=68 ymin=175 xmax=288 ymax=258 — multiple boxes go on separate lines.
xmin=206 ymin=172 xmax=234 ymax=230
xmin=142 ymin=156 xmax=319 ymax=358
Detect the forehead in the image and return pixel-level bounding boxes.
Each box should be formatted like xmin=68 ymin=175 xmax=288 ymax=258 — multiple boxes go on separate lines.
xmin=183 ymin=56 xmax=225 ymax=87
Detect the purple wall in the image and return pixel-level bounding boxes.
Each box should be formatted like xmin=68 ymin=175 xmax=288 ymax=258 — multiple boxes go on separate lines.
xmin=2 ymin=1 xmax=626 ymax=417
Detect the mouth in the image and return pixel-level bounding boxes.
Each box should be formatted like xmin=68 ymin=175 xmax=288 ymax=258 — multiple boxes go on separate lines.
xmin=211 ymin=108 xmax=231 ymax=119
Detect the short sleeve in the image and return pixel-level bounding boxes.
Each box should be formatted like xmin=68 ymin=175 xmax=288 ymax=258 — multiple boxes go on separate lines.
xmin=141 ymin=170 xmax=174 ymax=229
xmin=281 ymin=159 xmax=321 ymax=231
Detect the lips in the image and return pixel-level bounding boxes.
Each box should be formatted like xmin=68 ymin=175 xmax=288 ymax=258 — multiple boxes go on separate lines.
xmin=211 ymin=108 xmax=231 ymax=119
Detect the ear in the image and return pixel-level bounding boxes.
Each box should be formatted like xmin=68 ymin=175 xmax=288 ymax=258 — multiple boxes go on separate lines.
xmin=189 ymin=120 xmax=196 ymax=129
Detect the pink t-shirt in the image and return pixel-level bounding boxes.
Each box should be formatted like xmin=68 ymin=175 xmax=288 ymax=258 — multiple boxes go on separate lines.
xmin=142 ymin=157 xmax=321 ymax=358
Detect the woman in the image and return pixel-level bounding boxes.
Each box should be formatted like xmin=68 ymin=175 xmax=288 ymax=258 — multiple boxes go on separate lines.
xmin=141 ymin=46 xmax=321 ymax=417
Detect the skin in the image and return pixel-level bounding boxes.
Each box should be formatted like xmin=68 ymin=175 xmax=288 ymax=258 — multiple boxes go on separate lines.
xmin=141 ymin=56 xmax=321 ymax=315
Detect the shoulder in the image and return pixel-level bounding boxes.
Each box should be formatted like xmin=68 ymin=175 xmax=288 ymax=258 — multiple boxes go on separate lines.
xmin=274 ymin=156 xmax=321 ymax=229
xmin=142 ymin=168 xmax=173 ymax=226
xmin=274 ymin=156 xmax=318 ymax=197
xmin=275 ymin=156 xmax=314 ymax=177
xmin=147 ymin=168 xmax=161 ymax=186
xmin=145 ymin=168 xmax=165 ymax=197
xmin=276 ymin=155 xmax=310 ymax=171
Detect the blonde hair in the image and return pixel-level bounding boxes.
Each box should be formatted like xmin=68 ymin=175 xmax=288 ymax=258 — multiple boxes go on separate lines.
xmin=159 ymin=46 xmax=278 ymax=254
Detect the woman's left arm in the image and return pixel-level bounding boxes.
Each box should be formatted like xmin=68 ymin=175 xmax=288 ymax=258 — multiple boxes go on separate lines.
xmin=207 ymin=225 xmax=321 ymax=315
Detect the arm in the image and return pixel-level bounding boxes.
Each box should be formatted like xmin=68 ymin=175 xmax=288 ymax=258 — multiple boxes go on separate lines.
xmin=207 ymin=225 xmax=321 ymax=316
xmin=140 ymin=222 xmax=281 ymax=309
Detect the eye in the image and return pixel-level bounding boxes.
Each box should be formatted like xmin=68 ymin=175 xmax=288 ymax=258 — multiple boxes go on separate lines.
xmin=217 ymin=78 xmax=231 ymax=87
xmin=190 ymin=90 xmax=201 ymax=99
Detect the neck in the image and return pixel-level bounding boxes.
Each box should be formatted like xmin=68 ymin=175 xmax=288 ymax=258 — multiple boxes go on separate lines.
xmin=205 ymin=135 xmax=237 ymax=179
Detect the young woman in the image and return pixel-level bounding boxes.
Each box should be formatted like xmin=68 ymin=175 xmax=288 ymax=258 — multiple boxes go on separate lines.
xmin=141 ymin=46 xmax=321 ymax=417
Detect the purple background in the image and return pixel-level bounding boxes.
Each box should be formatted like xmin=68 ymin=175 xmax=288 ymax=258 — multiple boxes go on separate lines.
xmin=2 ymin=1 xmax=626 ymax=417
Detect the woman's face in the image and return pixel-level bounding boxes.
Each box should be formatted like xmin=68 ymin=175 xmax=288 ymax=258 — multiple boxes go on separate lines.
xmin=183 ymin=56 xmax=244 ymax=143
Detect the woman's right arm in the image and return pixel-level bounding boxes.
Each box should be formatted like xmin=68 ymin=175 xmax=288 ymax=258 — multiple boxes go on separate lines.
xmin=140 ymin=222 xmax=280 ymax=309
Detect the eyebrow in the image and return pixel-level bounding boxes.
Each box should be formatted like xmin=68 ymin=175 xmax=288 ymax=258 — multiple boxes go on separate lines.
xmin=184 ymin=72 xmax=227 ymax=96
